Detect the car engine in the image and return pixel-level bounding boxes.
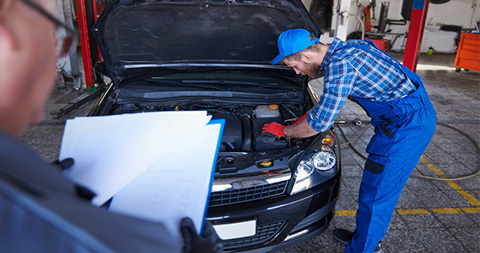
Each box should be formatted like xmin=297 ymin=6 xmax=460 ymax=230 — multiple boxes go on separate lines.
xmin=109 ymin=101 xmax=308 ymax=152
xmin=210 ymin=105 xmax=289 ymax=152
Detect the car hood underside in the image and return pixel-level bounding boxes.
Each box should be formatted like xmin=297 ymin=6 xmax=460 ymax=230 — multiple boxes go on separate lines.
xmin=93 ymin=0 xmax=321 ymax=78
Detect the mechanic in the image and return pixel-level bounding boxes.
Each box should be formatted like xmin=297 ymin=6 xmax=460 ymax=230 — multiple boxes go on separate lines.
xmin=262 ymin=28 xmax=437 ymax=252
xmin=0 ymin=0 xmax=221 ymax=252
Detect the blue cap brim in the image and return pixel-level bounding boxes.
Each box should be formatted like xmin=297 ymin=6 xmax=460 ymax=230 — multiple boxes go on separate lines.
xmin=272 ymin=54 xmax=285 ymax=65
xmin=271 ymin=38 xmax=319 ymax=65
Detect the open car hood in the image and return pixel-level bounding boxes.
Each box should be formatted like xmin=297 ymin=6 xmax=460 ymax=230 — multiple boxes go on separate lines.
xmin=93 ymin=0 xmax=321 ymax=78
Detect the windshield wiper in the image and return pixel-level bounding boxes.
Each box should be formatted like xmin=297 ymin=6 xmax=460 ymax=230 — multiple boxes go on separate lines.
xmin=183 ymin=80 xmax=297 ymax=91
xmin=146 ymin=79 xmax=227 ymax=91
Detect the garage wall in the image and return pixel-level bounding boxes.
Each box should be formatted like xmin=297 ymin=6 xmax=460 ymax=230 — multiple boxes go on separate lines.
xmin=382 ymin=0 xmax=480 ymax=29
xmin=304 ymin=0 xmax=479 ymax=42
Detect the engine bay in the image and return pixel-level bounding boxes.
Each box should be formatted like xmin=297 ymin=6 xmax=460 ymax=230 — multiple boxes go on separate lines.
xmin=109 ymin=101 xmax=311 ymax=153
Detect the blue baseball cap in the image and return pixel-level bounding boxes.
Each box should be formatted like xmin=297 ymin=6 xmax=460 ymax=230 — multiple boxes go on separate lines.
xmin=272 ymin=29 xmax=319 ymax=65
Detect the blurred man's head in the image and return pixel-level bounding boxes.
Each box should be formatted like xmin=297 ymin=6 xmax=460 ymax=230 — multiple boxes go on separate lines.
xmin=0 ymin=0 xmax=57 ymax=136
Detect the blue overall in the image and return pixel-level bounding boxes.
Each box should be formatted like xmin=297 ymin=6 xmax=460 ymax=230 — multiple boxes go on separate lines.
xmin=341 ymin=42 xmax=437 ymax=252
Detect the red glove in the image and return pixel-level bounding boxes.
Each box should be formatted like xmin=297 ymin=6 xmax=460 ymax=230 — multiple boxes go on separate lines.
xmin=292 ymin=112 xmax=308 ymax=125
xmin=262 ymin=122 xmax=286 ymax=137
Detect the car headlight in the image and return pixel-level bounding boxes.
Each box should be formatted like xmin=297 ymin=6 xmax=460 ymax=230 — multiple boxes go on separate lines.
xmin=290 ymin=137 xmax=338 ymax=195
xmin=313 ymin=151 xmax=336 ymax=171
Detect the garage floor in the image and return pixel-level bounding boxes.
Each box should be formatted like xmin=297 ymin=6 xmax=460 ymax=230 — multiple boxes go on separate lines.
xmin=19 ymin=52 xmax=479 ymax=253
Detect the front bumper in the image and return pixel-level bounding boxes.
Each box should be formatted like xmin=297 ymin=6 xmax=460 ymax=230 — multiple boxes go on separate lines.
xmin=207 ymin=172 xmax=340 ymax=252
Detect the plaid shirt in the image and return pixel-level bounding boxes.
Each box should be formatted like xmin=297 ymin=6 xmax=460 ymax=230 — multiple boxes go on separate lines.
xmin=306 ymin=38 xmax=416 ymax=132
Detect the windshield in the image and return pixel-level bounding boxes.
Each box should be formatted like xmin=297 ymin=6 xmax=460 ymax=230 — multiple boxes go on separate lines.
xmin=146 ymin=71 xmax=302 ymax=92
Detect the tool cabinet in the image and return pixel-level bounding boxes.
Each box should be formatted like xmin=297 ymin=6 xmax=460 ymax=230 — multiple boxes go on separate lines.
xmin=454 ymin=33 xmax=480 ymax=72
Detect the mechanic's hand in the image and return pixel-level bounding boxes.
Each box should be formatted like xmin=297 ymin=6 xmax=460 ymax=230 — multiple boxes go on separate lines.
xmin=50 ymin=158 xmax=74 ymax=171
xmin=261 ymin=122 xmax=286 ymax=137
xmin=292 ymin=112 xmax=308 ymax=125
xmin=181 ymin=217 xmax=223 ymax=253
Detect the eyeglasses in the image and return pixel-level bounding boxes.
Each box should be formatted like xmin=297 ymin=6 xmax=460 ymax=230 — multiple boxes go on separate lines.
xmin=20 ymin=0 xmax=78 ymax=58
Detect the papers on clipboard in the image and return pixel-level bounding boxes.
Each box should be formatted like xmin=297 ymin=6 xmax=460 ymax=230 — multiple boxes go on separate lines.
xmin=59 ymin=111 xmax=224 ymax=247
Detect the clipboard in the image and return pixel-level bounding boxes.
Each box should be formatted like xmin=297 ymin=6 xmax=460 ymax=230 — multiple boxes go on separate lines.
xmin=59 ymin=112 xmax=225 ymax=247
xmin=108 ymin=119 xmax=224 ymax=244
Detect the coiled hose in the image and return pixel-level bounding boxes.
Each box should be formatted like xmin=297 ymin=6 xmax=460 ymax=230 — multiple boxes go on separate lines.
xmin=335 ymin=121 xmax=480 ymax=181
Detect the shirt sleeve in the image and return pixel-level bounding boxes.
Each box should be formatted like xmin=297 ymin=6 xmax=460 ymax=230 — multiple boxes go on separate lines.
xmin=306 ymin=58 xmax=356 ymax=132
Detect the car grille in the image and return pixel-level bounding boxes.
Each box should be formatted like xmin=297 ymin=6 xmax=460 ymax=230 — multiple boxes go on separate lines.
xmin=222 ymin=221 xmax=286 ymax=249
xmin=208 ymin=180 xmax=289 ymax=207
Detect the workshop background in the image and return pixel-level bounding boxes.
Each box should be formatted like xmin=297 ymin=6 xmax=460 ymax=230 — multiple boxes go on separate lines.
xmin=19 ymin=0 xmax=480 ymax=252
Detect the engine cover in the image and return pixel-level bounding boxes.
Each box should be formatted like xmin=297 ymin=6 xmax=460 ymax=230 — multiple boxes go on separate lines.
xmin=251 ymin=117 xmax=287 ymax=151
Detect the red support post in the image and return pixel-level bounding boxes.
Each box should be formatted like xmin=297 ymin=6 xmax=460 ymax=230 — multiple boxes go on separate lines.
xmin=75 ymin=0 xmax=100 ymax=89
xmin=364 ymin=6 xmax=372 ymax=33
xmin=403 ymin=0 xmax=430 ymax=72
xmin=75 ymin=0 xmax=94 ymax=88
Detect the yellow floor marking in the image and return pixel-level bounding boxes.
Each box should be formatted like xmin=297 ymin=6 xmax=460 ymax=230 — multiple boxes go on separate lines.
xmin=463 ymin=207 xmax=480 ymax=213
xmin=334 ymin=159 xmax=480 ymax=218
xmin=336 ymin=210 xmax=357 ymax=216
xmin=444 ymin=181 xmax=480 ymax=206
xmin=420 ymin=156 xmax=480 ymax=206
xmin=431 ymin=208 xmax=462 ymax=214
xmin=420 ymin=156 xmax=444 ymax=175
xmin=335 ymin=207 xmax=480 ymax=217
xmin=397 ymin=208 xmax=430 ymax=215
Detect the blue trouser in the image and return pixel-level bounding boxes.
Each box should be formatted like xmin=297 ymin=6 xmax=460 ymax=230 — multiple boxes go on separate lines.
xmin=342 ymin=42 xmax=437 ymax=253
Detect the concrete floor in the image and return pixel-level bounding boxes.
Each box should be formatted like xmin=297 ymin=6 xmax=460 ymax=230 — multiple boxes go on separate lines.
xmin=19 ymin=52 xmax=480 ymax=253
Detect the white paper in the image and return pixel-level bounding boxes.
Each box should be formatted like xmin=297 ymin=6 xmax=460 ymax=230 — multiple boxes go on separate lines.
xmin=59 ymin=111 xmax=212 ymax=206
xmin=59 ymin=111 xmax=223 ymax=249
xmin=108 ymin=122 xmax=222 ymax=246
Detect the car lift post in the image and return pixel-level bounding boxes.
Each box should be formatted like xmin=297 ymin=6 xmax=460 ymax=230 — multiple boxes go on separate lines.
xmin=51 ymin=0 xmax=105 ymax=120
xmin=403 ymin=0 xmax=430 ymax=72
xmin=75 ymin=0 xmax=101 ymax=89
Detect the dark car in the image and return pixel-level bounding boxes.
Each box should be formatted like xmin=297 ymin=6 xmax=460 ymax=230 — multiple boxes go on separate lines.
xmin=90 ymin=0 xmax=340 ymax=251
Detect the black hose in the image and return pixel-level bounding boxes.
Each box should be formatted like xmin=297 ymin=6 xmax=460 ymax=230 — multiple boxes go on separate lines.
xmin=240 ymin=115 xmax=252 ymax=152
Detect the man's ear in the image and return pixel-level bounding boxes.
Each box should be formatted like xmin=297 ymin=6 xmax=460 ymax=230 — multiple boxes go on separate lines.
xmin=300 ymin=52 xmax=313 ymax=63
